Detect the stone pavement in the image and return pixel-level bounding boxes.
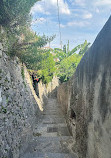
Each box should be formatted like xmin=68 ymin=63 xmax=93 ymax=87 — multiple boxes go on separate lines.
xmin=20 ymin=98 xmax=78 ymax=158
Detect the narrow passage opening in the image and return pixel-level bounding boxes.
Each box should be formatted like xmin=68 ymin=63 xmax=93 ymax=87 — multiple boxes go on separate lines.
xmin=70 ymin=109 xmax=76 ymax=120
xmin=32 ymin=74 xmax=40 ymax=97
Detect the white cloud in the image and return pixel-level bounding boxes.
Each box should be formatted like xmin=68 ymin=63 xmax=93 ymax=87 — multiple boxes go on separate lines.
xmin=95 ymin=0 xmax=111 ymax=6
xmin=83 ymin=13 xmax=93 ymax=19
xmin=30 ymin=4 xmax=44 ymax=14
xmin=74 ymin=0 xmax=86 ymax=6
xmin=30 ymin=3 xmax=50 ymax=15
xmin=67 ymin=21 xmax=89 ymax=27
xmin=30 ymin=0 xmax=111 ymax=50
xmin=95 ymin=8 xmax=100 ymax=13
xmin=31 ymin=17 xmax=46 ymax=25
xmin=58 ymin=0 xmax=71 ymax=15
xmin=38 ymin=17 xmax=46 ymax=22
xmin=47 ymin=0 xmax=70 ymax=11
xmin=60 ymin=24 xmax=66 ymax=28
xmin=60 ymin=6 xmax=70 ymax=15
xmin=49 ymin=0 xmax=71 ymax=15
xmin=30 ymin=0 xmax=71 ymax=15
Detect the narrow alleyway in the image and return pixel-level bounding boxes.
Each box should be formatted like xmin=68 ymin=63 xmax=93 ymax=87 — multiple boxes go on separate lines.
xmin=20 ymin=98 xmax=78 ymax=158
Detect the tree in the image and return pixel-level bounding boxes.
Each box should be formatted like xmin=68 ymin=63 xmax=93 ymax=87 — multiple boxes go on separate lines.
xmin=18 ymin=30 xmax=54 ymax=70
xmin=57 ymin=53 xmax=82 ymax=82
xmin=56 ymin=40 xmax=90 ymax=82
xmin=0 ymin=0 xmax=39 ymax=27
xmin=54 ymin=48 xmax=66 ymax=61
xmin=40 ymin=52 xmax=56 ymax=84
xmin=0 ymin=0 xmax=40 ymax=56
xmin=79 ymin=40 xmax=90 ymax=55
xmin=69 ymin=40 xmax=90 ymax=56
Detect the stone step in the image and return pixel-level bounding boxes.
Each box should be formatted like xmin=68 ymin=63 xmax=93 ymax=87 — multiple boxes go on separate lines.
xmin=42 ymin=111 xmax=64 ymax=115
xmin=44 ymin=104 xmax=61 ymax=108
xmin=45 ymin=105 xmax=59 ymax=108
xmin=20 ymin=151 xmax=78 ymax=158
xmin=43 ymin=111 xmax=63 ymax=115
xmin=42 ymin=123 xmax=68 ymax=127
xmin=42 ymin=114 xmax=65 ymax=119
xmin=31 ymin=136 xmax=73 ymax=141
xmin=45 ymin=106 xmax=61 ymax=108
xmin=44 ymin=105 xmax=61 ymax=108
xmin=20 ymin=98 xmax=77 ymax=158
xmin=33 ymin=126 xmax=71 ymax=137
xmin=34 ymin=123 xmax=68 ymax=130
xmin=42 ymin=117 xmax=66 ymax=124
xmin=20 ymin=136 xmax=74 ymax=155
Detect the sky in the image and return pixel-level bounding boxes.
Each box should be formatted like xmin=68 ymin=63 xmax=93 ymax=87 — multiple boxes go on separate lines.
xmin=30 ymin=0 xmax=111 ymax=50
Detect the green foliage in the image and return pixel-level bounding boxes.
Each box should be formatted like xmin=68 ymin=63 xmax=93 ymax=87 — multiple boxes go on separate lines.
xmin=0 ymin=0 xmax=55 ymax=85
xmin=69 ymin=40 xmax=90 ymax=56
xmin=54 ymin=48 xmax=66 ymax=61
xmin=18 ymin=33 xmax=51 ymax=70
xmin=0 ymin=1 xmax=90 ymax=85
xmin=1 ymin=106 xmax=7 ymax=114
xmin=79 ymin=40 xmax=90 ymax=55
xmin=68 ymin=44 xmax=82 ymax=56
xmin=0 ymin=0 xmax=41 ymax=56
xmin=55 ymin=40 xmax=90 ymax=82
xmin=57 ymin=54 xmax=82 ymax=82
xmin=21 ymin=66 xmax=25 ymax=80
xmin=0 ymin=0 xmax=39 ymax=27
xmin=40 ymin=52 xmax=56 ymax=84
xmin=16 ymin=28 xmax=56 ymax=73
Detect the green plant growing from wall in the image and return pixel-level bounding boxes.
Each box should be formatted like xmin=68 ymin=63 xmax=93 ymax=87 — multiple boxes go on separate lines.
xmin=1 ymin=106 xmax=7 ymax=114
xmin=21 ymin=66 xmax=25 ymax=80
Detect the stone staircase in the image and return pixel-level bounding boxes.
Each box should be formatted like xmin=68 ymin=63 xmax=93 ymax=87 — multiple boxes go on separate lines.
xmin=20 ymin=98 xmax=78 ymax=158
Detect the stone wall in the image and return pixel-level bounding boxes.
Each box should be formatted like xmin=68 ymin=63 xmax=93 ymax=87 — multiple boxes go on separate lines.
xmin=0 ymin=43 xmax=41 ymax=158
xmin=57 ymin=16 xmax=111 ymax=158
xmin=33 ymin=75 xmax=59 ymax=106
xmin=0 ymin=41 xmax=59 ymax=158
xmin=38 ymin=76 xmax=59 ymax=100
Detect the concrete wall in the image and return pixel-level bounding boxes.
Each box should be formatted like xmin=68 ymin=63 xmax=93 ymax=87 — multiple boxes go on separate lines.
xmin=57 ymin=16 xmax=111 ymax=158
xmin=57 ymin=81 xmax=71 ymax=115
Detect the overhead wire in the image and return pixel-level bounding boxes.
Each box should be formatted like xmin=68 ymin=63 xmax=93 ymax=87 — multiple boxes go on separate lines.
xmin=43 ymin=0 xmax=49 ymax=35
xmin=57 ymin=0 xmax=62 ymax=49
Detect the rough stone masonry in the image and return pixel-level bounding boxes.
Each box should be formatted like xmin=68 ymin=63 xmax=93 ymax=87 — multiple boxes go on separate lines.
xmin=57 ymin=16 xmax=111 ymax=158
xmin=0 ymin=43 xmax=41 ymax=158
xmin=0 ymin=42 xmax=59 ymax=158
